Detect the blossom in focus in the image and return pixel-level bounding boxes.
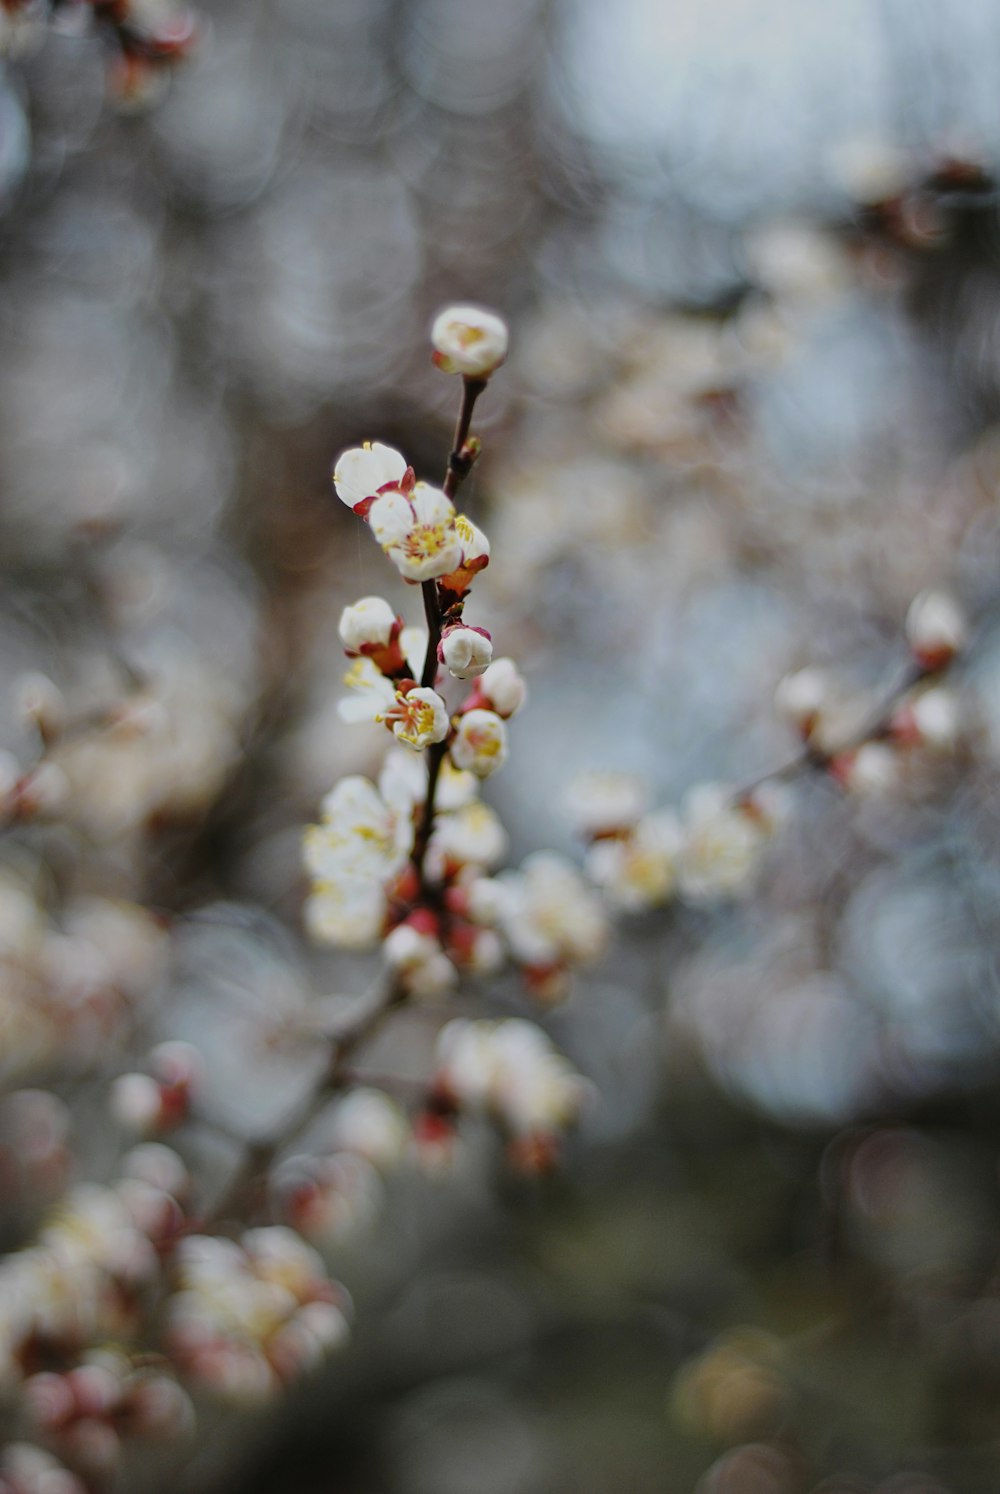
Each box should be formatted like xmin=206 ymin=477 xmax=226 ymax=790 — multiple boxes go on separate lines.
xmin=338 ymin=660 xmax=448 ymax=750
xmin=450 ymin=709 xmax=508 ymax=777
xmin=338 ymin=596 xmax=397 ymax=653
xmin=368 ymin=482 xmax=462 ymax=583
xmin=439 ymin=514 xmax=491 ymax=596
xmin=332 ymin=442 xmax=410 ymax=516
xmin=430 ymin=305 xmax=509 ymax=378
xmin=585 ymin=809 xmax=683 ymax=911
xmin=439 ymin=624 xmax=493 ymax=680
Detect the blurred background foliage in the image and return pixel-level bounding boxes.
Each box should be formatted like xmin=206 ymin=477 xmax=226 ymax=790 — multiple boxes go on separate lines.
xmin=6 ymin=0 xmax=1000 ymax=1491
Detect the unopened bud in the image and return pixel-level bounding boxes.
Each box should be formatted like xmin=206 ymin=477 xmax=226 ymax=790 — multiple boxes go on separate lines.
xmin=905 ymin=590 xmax=967 ymax=671
xmin=431 ymin=305 xmax=508 ymax=378
xmin=338 ymin=596 xmax=397 ymax=653
xmin=439 ymin=624 xmax=493 ymax=680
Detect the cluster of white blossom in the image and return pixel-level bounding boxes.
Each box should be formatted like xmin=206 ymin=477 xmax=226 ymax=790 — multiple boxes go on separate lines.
xmin=272 ymin=1086 xmax=409 ymax=1246
xmin=0 ymin=875 xmax=167 ymax=1088
xmin=569 ymin=773 xmax=786 ymax=913
xmin=569 ymin=591 xmax=969 ymax=914
xmin=774 ymin=589 xmax=968 ymax=796
xmin=109 ymin=1039 xmax=203 ymax=1136
xmin=165 ymin=1227 xmax=350 ymax=1404
xmin=303 ymin=306 xmax=607 ymax=1010
xmin=431 ymin=1019 xmax=591 ymax=1169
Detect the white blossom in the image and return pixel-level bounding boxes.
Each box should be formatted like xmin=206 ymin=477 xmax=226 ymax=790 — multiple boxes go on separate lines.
xmin=908 ymin=685 xmax=961 ymax=750
xmin=905 ymin=590 xmax=967 ymax=670
xmin=332 ymin=442 xmax=408 ymax=511
xmin=440 ymin=513 xmax=491 ymax=594
xmin=431 ymin=304 xmax=509 ymax=378
xmin=326 ymin=1089 xmax=409 ymax=1171
xmin=451 ymin=709 xmax=509 ymax=777
xmin=478 ymin=657 xmax=527 ymax=718
xmin=585 ymin=809 xmax=682 ymax=911
xmin=435 ymin=1019 xmax=587 ymax=1137
xmin=382 ymin=923 xmax=458 ymax=997
xmin=439 ymin=624 xmax=493 ymax=680
xmin=338 ymin=661 xmax=448 ymax=750
xmin=773 ymin=667 xmax=832 ymax=737
xmin=427 ymin=801 xmax=508 ymax=874
xmin=369 ymin=483 xmax=462 ymax=583
xmin=566 ymin=772 xmax=648 ymax=838
xmin=677 ymin=785 xmax=772 ymax=902
xmin=338 ymin=596 xmax=397 ymax=653
xmin=497 ymin=852 xmax=608 ymax=969
xmin=302 ymin=776 xmax=413 ymax=950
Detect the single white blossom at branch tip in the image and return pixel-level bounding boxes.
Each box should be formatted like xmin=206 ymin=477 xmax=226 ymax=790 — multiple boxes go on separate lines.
xmin=439 ymin=624 xmax=493 ymax=679
xmin=431 ymin=304 xmax=509 ymax=378
xmin=565 ymin=771 xmax=648 ymax=838
xmin=450 ymin=709 xmax=509 ymax=777
xmin=338 ymin=596 xmax=397 ymax=652
xmin=905 ymin=590 xmax=967 ymax=670
xmin=333 ymin=442 xmax=409 ymax=512
xmin=369 ymin=483 xmax=463 ymax=582
xmin=478 ymin=657 xmax=527 ymax=718
xmin=585 ymin=809 xmax=683 ymax=911
xmin=774 ymin=667 xmax=832 ymax=737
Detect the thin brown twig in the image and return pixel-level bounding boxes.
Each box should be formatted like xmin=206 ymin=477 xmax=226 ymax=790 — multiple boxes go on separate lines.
xmin=733 ymin=660 xmax=933 ymax=806
xmin=206 ymin=977 xmax=406 ymax=1228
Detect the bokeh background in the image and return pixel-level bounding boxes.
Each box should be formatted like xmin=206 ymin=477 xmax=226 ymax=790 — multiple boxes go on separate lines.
xmin=6 ymin=1 xmax=1000 ymax=1491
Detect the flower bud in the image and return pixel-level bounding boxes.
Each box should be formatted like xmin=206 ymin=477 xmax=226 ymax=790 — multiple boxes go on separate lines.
xmin=431 ymin=305 xmax=509 ymax=378
xmin=451 ymin=709 xmax=509 ymax=777
xmin=478 ymin=658 xmax=527 ymax=718
xmin=830 ymin=740 xmax=900 ymax=795
xmin=338 ymin=596 xmax=397 ymax=653
xmin=110 ymin=1073 xmax=166 ymax=1136
xmin=439 ymin=624 xmax=493 ymax=680
xmin=774 ymin=667 xmax=831 ymax=738
xmin=905 ymin=590 xmax=967 ymax=671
